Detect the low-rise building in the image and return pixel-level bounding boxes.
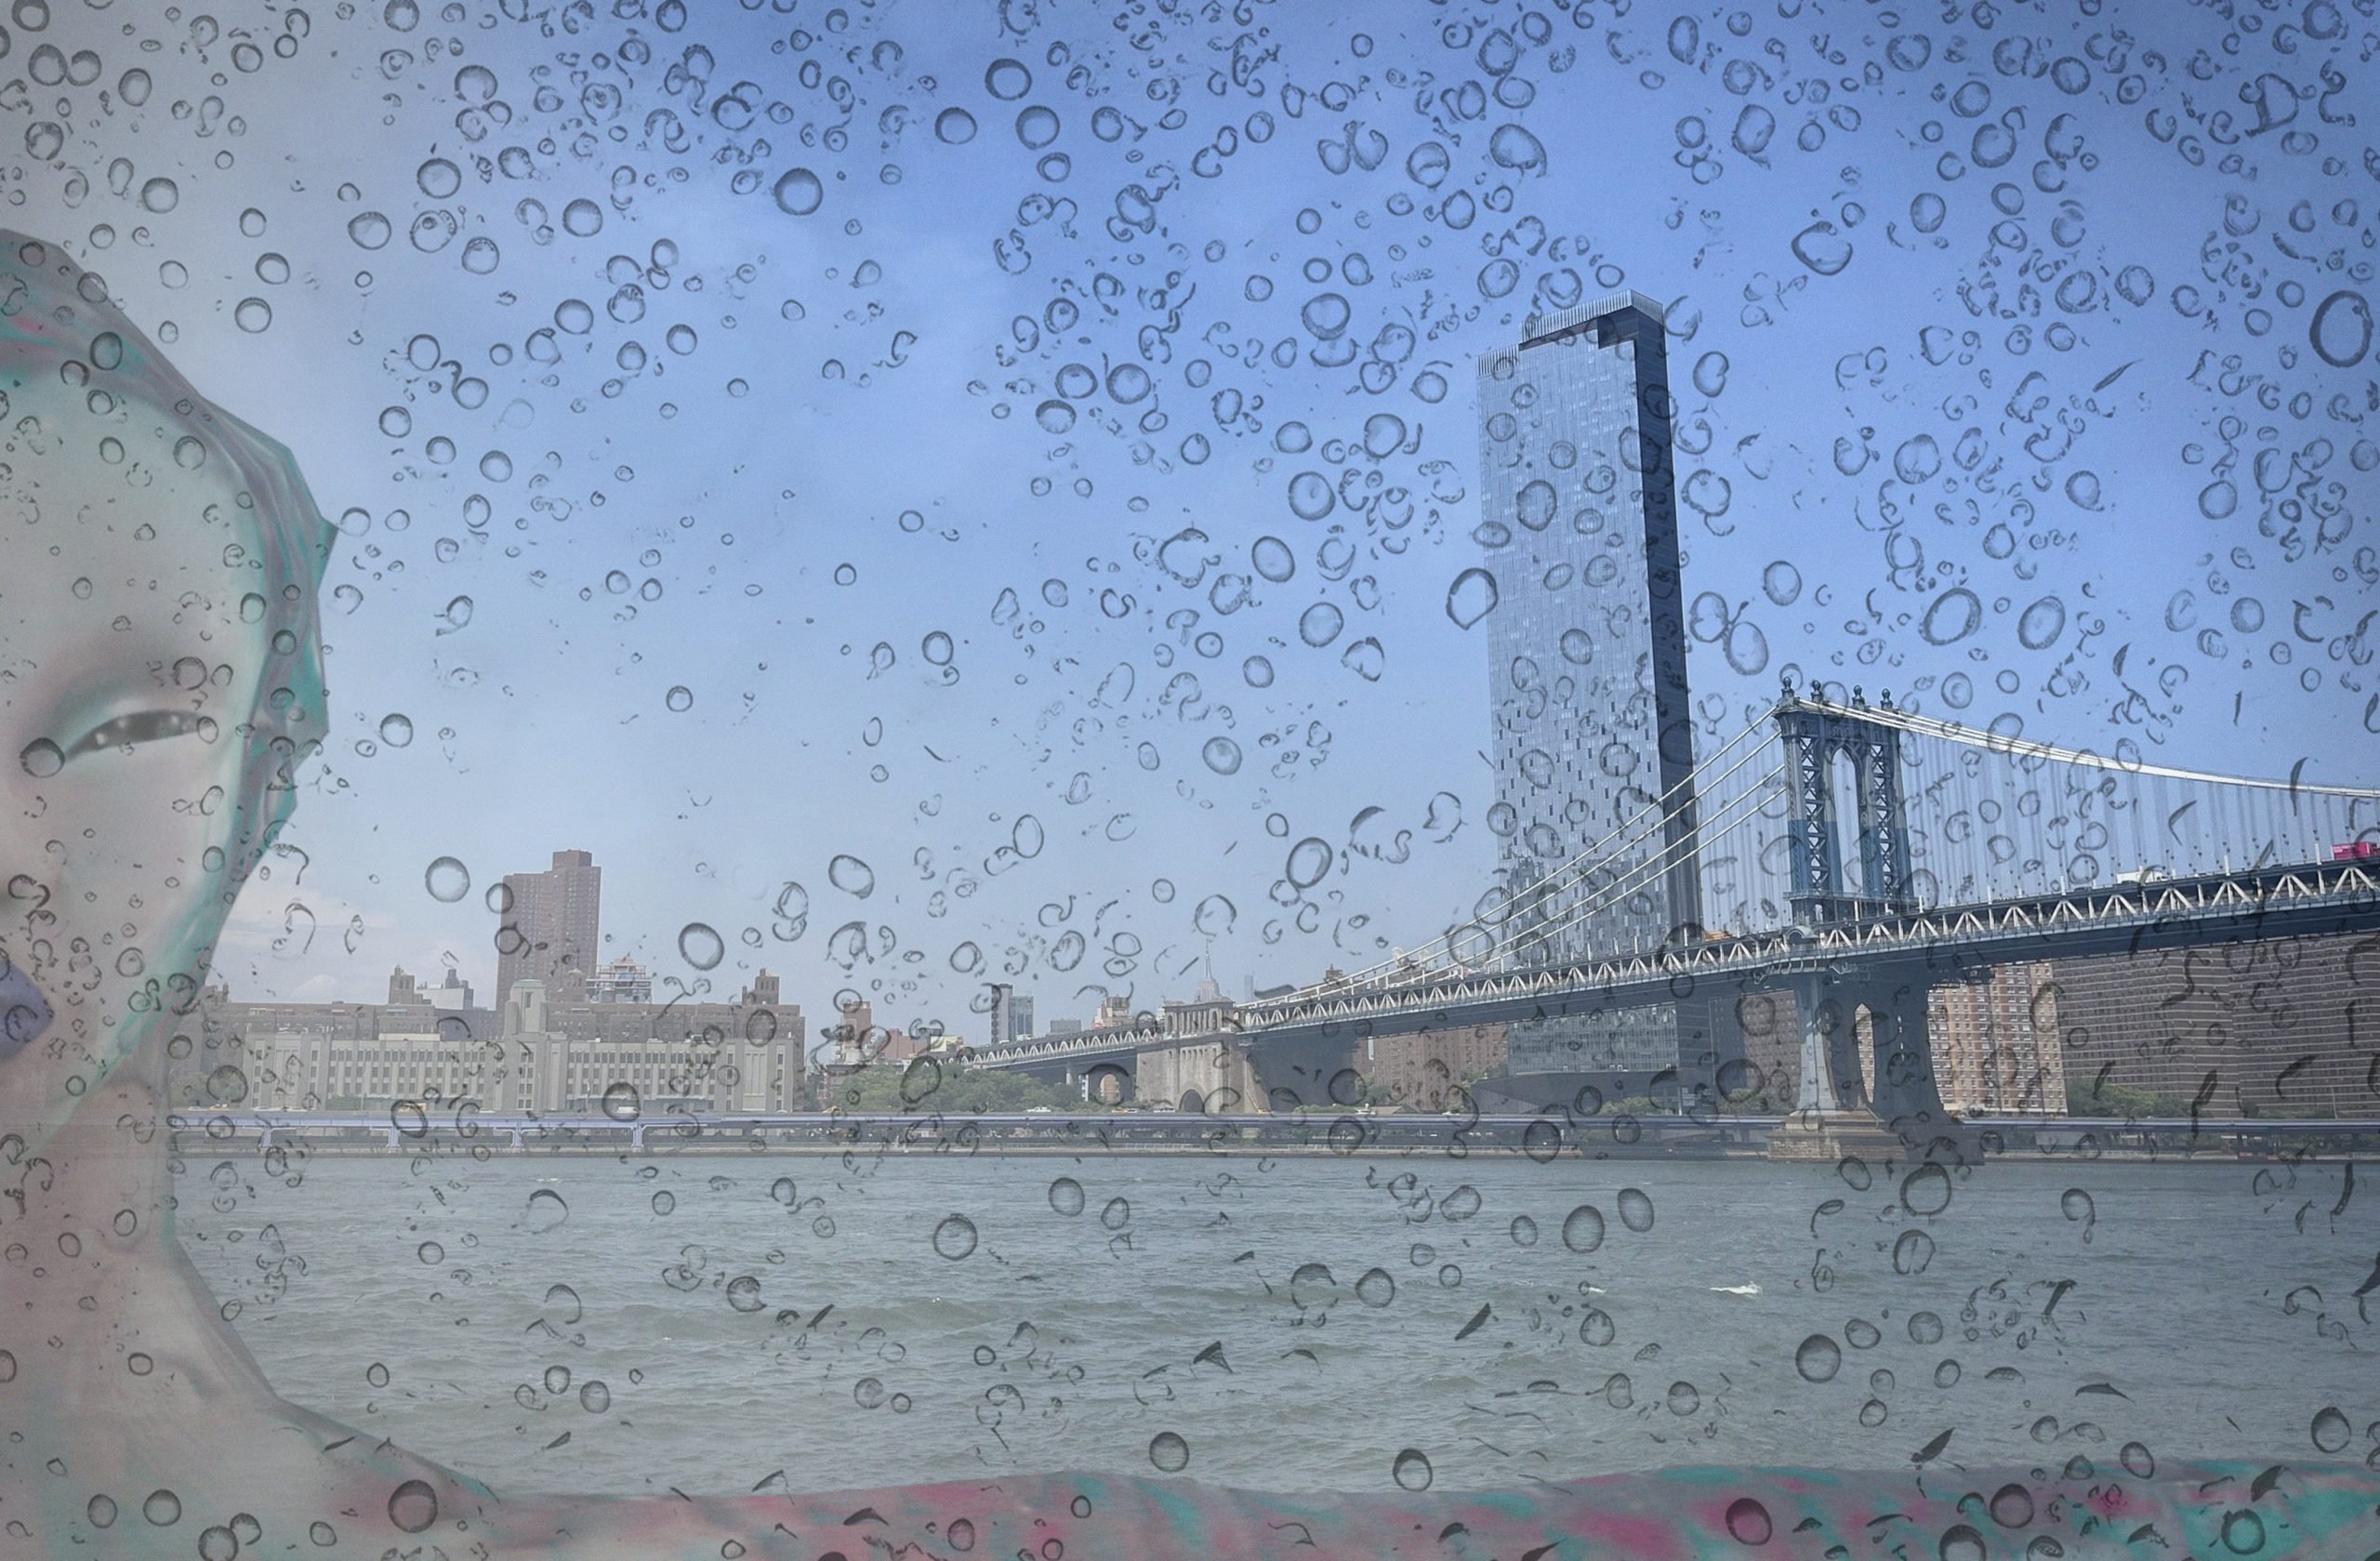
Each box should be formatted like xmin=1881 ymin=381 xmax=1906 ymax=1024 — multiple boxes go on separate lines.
xmin=194 ymin=977 xmax=807 ymax=1115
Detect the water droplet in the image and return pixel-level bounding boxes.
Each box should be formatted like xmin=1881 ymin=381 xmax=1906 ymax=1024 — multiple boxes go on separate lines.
xmin=424 ymin=855 xmax=470 ymax=903
xmin=19 ymin=738 xmax=62 ymax=778
xmin=2309 ymin=289 xmax=2373 ymax=368
xmin=379 ymin=713 xmax=414 ymax=747
xmin=1938 ymin=1525 xmax=1986 ymax=1561
xmin=2016 ymin=595 xmax=2067 ymax=651
xmin=388 ymin=1479 xmax=438 ymax=1534
xmin=1447 ymin=567 xmax=1499 ymax=628
xmin=1988 ymin=1484 xmax=2035 ymax=1528
xmin=1199 ymin=735 xmax=1242 ymax=775
xmin=579 ymin=1380 xmax=611 ymax=1412
xmin=86 ymin=1495 xmax=117 ymax=1528
xmin=1921 ymin=588 xmax=1981 ymax=645
xmin=139 ymin=177 xmax=178 ymax=212
xmin=1616 ymin=1188 xmax=1654 ymax=1232
xmin=932 ymin=1213 xmax=978 ymax=1260
xmin=1561 ymin=1204 xmax=1606 ymax=1252
xmin=1149 ymin=1432 xmax=1190 ymax=1473
xmin=1791 ymin=219 xmax=1854 ymax=276
xmin=665 ymin=685 xmax=694 ymax=713
xmin=1725 ymin=1497 xmax=1773 ymax=1545
xmin=1391 ymin=1449 xmax=1434 ymax=1491
xmin=1287 ymin=470 xmax=1336 ymax=521
xmin=234 ymin=298 xmax=273 ymax=333
xmin=829 ymin=854 xmax=876 ymax=897
xmin=2220 ymin=1511 xmax=2265 ymax=1554
xmin=2311 ymin=1406 xmax=2351 ymax=1453
xmin=142 ymin=1489 xmax=180 ymax=1527
xmin=935 ymin=107 xmax=977 ymax=143
xmin=773 ymin=167 xmax=825 ymax=216
xmin=524 ymin=1188 xmax=567 ymax=1232
xmin=417 ymin=1240 xmax=444 ymax=1265
xmin=1794 ymin=1334 xmax=1842 ymax=1382
xmin=679 ymin=922 xmax=724 ymax=970
xmin=200 ymin=1525 xmax=239 ymax=1561
xmin=1047 ymin=1177 xmax=1085 ymax=1216
xmin=1355 ymin=1268 xmax=1395 ymax=1306
xmin=366 ymin=1361 xmax=390 ymax=1387
xmin=1297 ymin=602 xmax=1343 ymax=647
xmin=601 ymin=1082 xmax=641 ymax=1120
xmin=1509 ymin=1214 xmax=1539 ymax=1247
xmin=1900 ymin=1164 xmax=1954 ymax=1216
xmin=985 ymin=58 xmax=1033 ymax=99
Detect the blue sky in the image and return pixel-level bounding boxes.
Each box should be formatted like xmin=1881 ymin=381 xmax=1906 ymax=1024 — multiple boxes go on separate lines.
xmin=17 ymin=0 xmax=2373 ymax=1038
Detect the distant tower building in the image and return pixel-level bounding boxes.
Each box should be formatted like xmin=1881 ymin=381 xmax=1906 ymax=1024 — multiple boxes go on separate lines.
xmin=494 ymin=849 xmax=602 ymax=1006
xmin=987 ymin=984 xmax=1018 ymax=1048
xmin=1009 ymin=993 xmax=1035 ymax=1040
xmin=427 ymin=969 xmax=475 ymax=1010
xmin=587 ymin=956 xmax=653 ymax=1005
xmin=743 ymin=970 xmax=781 ymax=1007
xmin=1477 ymin=292 xmax=1711 ymax=1098
xmin=387 ymin=966 xmax=420 ymax=1005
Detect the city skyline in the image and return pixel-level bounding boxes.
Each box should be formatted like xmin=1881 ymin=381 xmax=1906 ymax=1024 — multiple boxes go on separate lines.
xmin=86 ymin=1 xmax=2360 ymax=1049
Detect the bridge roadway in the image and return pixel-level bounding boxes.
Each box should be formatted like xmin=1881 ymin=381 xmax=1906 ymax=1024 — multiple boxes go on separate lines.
xmin=970 ymin=857 xmax=2380 ymax=1066
xmin=184 ymin=1109 xmax=2380 ymax=1153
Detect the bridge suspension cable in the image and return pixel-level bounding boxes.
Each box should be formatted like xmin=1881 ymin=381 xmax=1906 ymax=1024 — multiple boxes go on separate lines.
xmin=1798 ymin=695 xmax=2380 ymax=908
xmin=1267 ymin=695 xmax=2379 ymax=1015
xmin=1497 ymin=757 xmax=1787 ymax=969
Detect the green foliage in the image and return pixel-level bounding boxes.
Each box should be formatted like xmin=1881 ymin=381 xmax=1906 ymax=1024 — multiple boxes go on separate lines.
xmin=2066 ymin=1078 xmax=2197 ymax=1118
xmin=828 ymin=1060 xmax=1106 ymax=1115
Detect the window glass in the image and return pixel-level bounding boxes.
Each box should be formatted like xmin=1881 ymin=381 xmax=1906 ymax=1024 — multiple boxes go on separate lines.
xmin=4 ymin=2 xmax=2377 ymax=1556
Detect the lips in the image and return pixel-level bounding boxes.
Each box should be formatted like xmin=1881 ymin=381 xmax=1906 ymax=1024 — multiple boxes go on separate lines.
xmin=0 ymin=957 xmax=53 ymax=1056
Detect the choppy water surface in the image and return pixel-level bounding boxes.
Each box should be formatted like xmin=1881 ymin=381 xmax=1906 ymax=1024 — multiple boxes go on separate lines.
xmin=176 ymin=1147 xmax=2378 ymax=1496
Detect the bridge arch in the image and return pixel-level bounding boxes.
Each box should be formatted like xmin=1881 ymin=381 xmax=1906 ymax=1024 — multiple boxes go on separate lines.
xmin=1177 ymin=1088 xmax=1205 ymax=1116
xmin=1084 ymin=1062 xmax=1131 ymax=1105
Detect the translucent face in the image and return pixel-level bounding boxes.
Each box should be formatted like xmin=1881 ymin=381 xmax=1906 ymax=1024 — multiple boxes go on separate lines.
xmin=0 ymin=237 xmax=327 ymax=1126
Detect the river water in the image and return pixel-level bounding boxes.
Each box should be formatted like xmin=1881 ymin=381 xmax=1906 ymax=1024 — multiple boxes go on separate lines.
xmin=175 ymin=1144 xmax=2380 ymax=1497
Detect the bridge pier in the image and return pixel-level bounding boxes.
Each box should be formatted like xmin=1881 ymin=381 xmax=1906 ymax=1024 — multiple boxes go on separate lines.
xmin=1792 ymin=976 xmax=1848 ymax=1114
xmin=1864 ymin=981 xmax=1960 ymax=1150
xmin=1775 ymin=971 xmax=1956 ymax=1162
xmin=1241 ymin=1031 xmax=1361 ymax=1113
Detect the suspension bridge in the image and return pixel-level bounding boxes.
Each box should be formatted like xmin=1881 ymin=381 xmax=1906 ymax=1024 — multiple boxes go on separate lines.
xmin=974 ymin=683 xmax=2380 ymax=1144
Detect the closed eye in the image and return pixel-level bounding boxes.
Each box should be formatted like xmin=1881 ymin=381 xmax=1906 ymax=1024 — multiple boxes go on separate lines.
xmin=63 ymin=708 xmax=206 ymax=760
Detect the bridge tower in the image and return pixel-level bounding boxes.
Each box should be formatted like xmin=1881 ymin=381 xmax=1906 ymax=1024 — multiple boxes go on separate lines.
xmin=1777 ymin=682 xmax=1916 ymax=925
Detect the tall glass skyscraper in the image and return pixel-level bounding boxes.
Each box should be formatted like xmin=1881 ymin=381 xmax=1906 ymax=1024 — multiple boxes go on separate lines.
xmin=1477 ymin=292 xmax=1709 ymax=1091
